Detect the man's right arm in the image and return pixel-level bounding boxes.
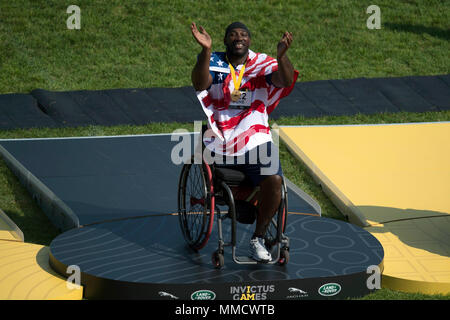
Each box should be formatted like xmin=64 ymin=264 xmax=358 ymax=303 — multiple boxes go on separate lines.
xmin=191 ymin=47 xmax=213 ymax=91
xmin=191 ymin=22 xmax=213 ymax=91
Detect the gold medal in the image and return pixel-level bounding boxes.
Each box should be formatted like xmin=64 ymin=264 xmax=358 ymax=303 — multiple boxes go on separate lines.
xmin=228 ymin=62 xmax=246 ymax=103
xmin=231 ymin=89 xmax=241 ymax=102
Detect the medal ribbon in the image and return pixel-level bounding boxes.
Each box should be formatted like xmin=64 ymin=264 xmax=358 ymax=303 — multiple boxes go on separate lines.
xmin=229 ymin=63 xmax=246 ymax=91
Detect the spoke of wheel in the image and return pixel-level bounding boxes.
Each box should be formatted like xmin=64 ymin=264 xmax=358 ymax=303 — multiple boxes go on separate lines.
xmin=185 ymin=164 xmax=206 ymax=244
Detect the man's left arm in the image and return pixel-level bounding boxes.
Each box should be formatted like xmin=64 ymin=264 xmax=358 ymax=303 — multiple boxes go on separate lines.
xmin=271 ymin=31 xmax=295 ymax=88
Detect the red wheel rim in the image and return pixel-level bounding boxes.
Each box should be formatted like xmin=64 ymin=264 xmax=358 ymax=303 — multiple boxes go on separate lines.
xmin=193 ymin=158 xmax=214 ymax=250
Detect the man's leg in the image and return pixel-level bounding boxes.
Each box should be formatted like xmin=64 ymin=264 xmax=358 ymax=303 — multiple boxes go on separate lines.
xmin=253 ymin=174 xmax=282 ymax=238
xmin=247 ymin=142 xmax=283 ymax=261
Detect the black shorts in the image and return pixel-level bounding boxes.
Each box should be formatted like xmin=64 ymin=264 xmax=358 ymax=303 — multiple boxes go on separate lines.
xmin=211 ymin=142 xmax=283 ymax=187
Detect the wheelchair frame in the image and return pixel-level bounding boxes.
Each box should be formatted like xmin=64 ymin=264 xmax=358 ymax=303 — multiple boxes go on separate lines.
xmin=178 ymin=155 xmax=290 ymax=269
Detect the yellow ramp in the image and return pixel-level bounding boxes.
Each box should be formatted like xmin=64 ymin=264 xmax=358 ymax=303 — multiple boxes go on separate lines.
xmin=280 ymin=122 xmax=450 ymax=226
xmin=0 ymin=240 xmax=83 ymax=300
xmin=280 ymin=122 xmax=450 ymax=294
xmin=0 ymin=209 xmax=24 ymax=242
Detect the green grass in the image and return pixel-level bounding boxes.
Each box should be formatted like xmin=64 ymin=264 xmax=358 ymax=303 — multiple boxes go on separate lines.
xmin=0 ymin=0 xmax=449 ymax=300
xmin=0 ymin=0 xmax=449 ymax=92
xmin=357 ymin=288 xmax=450 ymax=300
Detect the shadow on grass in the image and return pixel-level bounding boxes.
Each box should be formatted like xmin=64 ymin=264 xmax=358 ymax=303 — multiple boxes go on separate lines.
xmin=384 ymin=22 xmax=450 ymax=41
xmin=1 ymin=158 xmax=59 ymax=246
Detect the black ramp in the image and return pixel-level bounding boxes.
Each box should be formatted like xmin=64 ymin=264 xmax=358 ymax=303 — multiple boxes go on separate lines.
xmin=0 ymin=93 xmax=57 ymax=129
xmin=0 ymin=74 xmax=444 ymax=129
xmin=0 ymin=133 xmax=319 ymax=231
xmin=32 ymin=89 xmax=136 ymax=127
xmin=329 ymin=78 xmax=399 ymax=114
xmin=296 ymin=80 xmax=361 ymax=116
xmin=0 ymin=108 xmax=12 ymax=129
xmin=437 ymin=74 xmax=450 ymax=87
xmin=105 ymin=89 xmax=173 ymax=125
xmin=271 ymin=85 xmax=325 ymax=119
xmin=369 ymin=77 xmax=435 ymax=112
xmin=401 ymin=75 xmax=450 ymax=111
xmin=179 ymin=85 xmax=202 ymax=105
xmin=0 ymin=134 xmax=188 ymax=229
xmin=31 ymin=89 xmax=95 ymax=127
xmin=49 ymin=214 xmax=384 ymax=300
xmin=32 ymin=87 xmax=203 ymax=126
xmin=68 ymin=90 xmax=135 ymax=126
xmin=143 ymin=87 xmax=204 ymax=123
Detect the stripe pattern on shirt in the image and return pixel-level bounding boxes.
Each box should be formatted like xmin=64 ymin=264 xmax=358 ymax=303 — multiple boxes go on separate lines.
xmin=196 ymin=50 xmax=298 ymax=156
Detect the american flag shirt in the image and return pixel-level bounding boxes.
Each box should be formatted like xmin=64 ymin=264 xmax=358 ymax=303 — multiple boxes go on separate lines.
xmin=196 ymin=49 xmax=299 ymax=156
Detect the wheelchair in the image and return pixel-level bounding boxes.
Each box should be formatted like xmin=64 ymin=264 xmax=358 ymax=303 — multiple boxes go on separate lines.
xmin=177 ymin=134 xmax=290 ymax=269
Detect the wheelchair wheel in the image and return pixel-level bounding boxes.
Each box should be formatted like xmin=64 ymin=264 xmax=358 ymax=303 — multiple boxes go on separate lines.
xmin=178 ymin=158 xmax=215 ymax=251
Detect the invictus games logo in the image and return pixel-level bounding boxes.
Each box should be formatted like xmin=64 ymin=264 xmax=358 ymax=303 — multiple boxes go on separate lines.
xmin=230 ymin=285 xmax=275 ymax=300
xmin=318 ymin=283 xmax=341 ymax=297
xmin=191 ymin=290 xmax=216 ymax=300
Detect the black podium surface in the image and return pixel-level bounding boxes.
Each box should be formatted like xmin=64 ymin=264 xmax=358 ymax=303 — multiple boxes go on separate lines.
xmin=49 ymin=214 xmax=384 ymax=300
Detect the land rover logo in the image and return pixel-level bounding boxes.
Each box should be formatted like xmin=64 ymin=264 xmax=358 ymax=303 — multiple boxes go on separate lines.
xmin=318 ymin=283 xmax=341 ymax=297
xmin=191 ymin=290 xmax=216 ymax=300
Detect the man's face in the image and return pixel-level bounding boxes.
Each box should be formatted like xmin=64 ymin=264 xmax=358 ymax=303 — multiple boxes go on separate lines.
xmin=224 ymin=28 xmax=251 ymax=58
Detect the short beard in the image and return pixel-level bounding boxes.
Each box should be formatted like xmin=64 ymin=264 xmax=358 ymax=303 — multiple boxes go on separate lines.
xmin=225 ymin=45 xmax=249 ymax=60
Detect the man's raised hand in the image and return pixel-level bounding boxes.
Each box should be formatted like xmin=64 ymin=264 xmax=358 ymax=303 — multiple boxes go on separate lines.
xmin=277 ymin=31 xmax=293 ymax=59
xmin=191 ymin=22 xmax=212 ymax=50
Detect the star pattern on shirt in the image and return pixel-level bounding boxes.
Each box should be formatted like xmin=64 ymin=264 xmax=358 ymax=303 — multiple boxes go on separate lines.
xmin=217 ymin=59 xmax=224 ymax=67
xmin=218 ymin=73 xmax=224 ymax=81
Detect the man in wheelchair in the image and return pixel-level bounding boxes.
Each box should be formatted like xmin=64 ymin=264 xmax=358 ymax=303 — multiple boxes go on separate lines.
xmin=190 ymin=21 xmax=298 ymax=262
